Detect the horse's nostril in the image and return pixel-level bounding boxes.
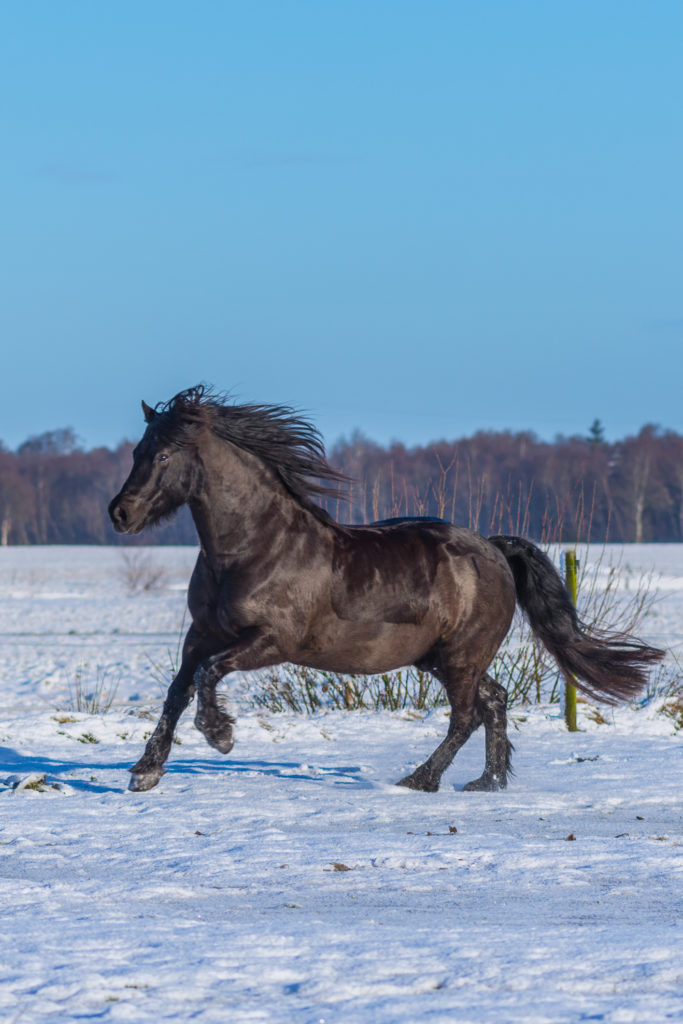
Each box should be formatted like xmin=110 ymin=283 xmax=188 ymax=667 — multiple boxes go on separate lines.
xmin=115 ymin=505 xmax=127 ymax=524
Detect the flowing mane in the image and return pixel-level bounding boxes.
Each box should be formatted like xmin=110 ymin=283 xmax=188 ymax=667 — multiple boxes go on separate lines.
xmin=156 ymin=385 xmax=346 ymax=521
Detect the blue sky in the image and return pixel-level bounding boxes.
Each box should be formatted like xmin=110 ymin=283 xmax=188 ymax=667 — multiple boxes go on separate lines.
xmin=2 ymin=1 xmax=682 ymax=451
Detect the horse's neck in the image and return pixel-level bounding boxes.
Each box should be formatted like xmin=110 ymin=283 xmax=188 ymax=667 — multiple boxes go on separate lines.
xmin=188 ymin=436 xmax=328 ymax=568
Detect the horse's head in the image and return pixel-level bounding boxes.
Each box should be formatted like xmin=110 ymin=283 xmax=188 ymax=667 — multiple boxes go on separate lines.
xmin=109 ymin=398 xmax=203 ymax=535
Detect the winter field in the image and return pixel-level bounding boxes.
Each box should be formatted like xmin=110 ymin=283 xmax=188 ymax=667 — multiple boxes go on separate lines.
xmin=1 ymin=544 xmax=681 ymax=1024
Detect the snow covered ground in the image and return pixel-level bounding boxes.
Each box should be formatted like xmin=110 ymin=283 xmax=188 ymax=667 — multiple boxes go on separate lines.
xmin=1 ymin=545 xmax=681 ymax=1023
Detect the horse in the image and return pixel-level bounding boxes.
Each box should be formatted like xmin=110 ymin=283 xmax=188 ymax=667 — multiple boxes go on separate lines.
xmin=109 ymin=386 xmax=664 ymax=793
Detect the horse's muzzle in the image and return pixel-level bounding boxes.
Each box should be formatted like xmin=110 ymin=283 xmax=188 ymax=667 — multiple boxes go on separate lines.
xmin=109 ymin=498 xmax=143 ymax=534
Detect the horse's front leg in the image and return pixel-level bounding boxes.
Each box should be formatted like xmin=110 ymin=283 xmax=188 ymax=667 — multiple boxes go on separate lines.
xmin=129 ymin=627 xmax=219 ymax=792
xmin=194 ymin=628 xmax=278 ymax=753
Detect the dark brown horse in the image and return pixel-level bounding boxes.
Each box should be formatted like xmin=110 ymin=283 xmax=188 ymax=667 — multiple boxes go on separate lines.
xmin=109 ymin=387 xmax=664 ymax=793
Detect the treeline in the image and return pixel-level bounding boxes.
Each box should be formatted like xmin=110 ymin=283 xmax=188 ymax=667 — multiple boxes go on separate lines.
xmin=2 ymin=422 xmax=683 ymax=545
xmin=0 ymin=429 xmax=194 ymax=546
xmin=327 ymin=422 xmax=683 ymax=543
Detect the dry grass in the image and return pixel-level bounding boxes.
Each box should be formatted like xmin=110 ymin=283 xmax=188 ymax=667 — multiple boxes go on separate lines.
xmin=660 ymin=694 xmax=683 ymax=729
xmin=65 ymin=666 xmax=119 ymax=714
xmin=119 ymin=550 xmax=168 ymax=593
xmin=251 ymin=664 xmax=447 ymax=714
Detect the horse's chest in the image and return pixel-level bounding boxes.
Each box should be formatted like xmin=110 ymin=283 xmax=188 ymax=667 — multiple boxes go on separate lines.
xmin=214 ymin=574 xmax=274 ymax=636
xmin=186 ymin=573 xmax=240 ymax=637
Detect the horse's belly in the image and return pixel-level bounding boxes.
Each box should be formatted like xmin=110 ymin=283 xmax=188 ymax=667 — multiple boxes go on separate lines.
xmin=298 ymin=620 xmax=438 ymax=675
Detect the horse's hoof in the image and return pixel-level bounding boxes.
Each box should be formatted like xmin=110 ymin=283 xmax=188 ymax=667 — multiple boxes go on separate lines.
xmin=463 ymin=773 xmax=505 ymax=792
xmin=128 ymin=769 xmax=163 ymax=792
xmin=204 ymin=731 xmax=235 ymax=755
xmin=195 ymin=714 xmax=234 ymax=754
xmin=396 ymin=772 xmax=439 ymax=793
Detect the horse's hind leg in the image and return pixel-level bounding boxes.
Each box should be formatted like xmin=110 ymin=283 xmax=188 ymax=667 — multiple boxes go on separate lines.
xmin=397 ymin=663 xmax=482 ymax=793
xmin=396 ymin=709 xmax=481 ymax=791
xmin=463 ymin=673 xmax=513 ymax=792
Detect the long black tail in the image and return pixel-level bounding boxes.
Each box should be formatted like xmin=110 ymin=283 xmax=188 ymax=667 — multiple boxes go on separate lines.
xmin=488 ymin=535 xmax=665 ymax=703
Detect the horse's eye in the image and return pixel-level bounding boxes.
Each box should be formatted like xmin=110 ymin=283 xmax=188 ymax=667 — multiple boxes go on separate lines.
xmin=157 ymin=453 xmax=170 ymax=463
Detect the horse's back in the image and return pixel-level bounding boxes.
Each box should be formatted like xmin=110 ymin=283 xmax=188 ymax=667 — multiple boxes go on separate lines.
xmin=355 ymin=517 xmax=514 ymax=574
xmin=333 ymin=518 xmax=515 ymax=628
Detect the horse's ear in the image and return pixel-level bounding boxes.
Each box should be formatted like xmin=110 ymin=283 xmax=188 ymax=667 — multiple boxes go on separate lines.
xmin=141 ymin=400 xmax=156 ymax=423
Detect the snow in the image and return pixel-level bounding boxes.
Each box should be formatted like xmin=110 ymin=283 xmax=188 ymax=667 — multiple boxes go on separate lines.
xmin=1 ymin=545 xmax=682 ymax=1023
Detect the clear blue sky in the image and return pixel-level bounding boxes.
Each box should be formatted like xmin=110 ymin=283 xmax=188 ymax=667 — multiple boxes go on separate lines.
xmin=2 ymin=1 xmax=682 ymax=451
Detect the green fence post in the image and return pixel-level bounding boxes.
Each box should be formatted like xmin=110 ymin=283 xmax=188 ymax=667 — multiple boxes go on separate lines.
xmin=564 ymin=549 xmax=578 ymax=731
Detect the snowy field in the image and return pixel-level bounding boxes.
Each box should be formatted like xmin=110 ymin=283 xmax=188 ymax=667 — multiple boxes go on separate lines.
xmin=1 ymin=544 xmax=681 ymax=1023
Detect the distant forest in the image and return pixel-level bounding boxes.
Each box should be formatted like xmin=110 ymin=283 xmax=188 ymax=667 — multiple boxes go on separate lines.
xmin=2 ymin=420 xmax=683 ymax=545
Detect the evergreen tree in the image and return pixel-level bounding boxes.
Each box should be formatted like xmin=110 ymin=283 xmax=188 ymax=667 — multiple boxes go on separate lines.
xmin=587 ymin=419 xmax=606 ymax=446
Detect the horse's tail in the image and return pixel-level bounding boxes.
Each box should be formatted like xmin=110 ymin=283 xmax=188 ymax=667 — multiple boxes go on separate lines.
xmin=488 ymin=535 xmax=665 ymax=703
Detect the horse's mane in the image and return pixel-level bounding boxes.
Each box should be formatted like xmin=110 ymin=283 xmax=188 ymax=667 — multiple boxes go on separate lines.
xmin=155 ymin=385 xmax=347 ymax=522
